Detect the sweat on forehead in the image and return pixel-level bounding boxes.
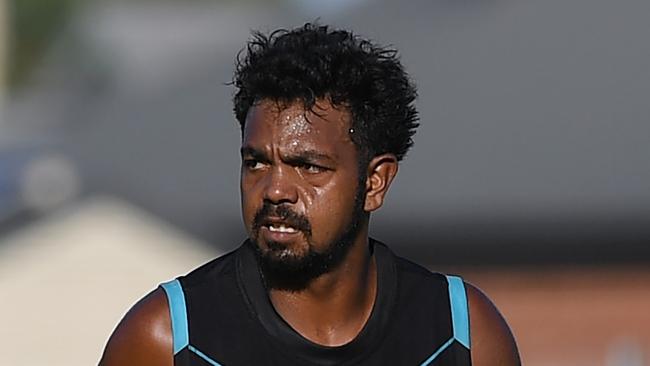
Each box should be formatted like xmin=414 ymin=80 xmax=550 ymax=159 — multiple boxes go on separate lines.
xmin=282 ymin=112 xmax=311 ymax=137
xmin=247 ymin=99 xmax=353 ymax=131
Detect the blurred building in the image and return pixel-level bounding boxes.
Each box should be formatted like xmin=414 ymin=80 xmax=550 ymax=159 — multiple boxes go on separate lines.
xmin=0 ymin=196 xmax=217 ymax=365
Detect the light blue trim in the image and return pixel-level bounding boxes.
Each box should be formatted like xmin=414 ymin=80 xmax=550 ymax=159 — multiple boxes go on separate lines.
xmin=420 ymin=337 xmax=454 ymax=366
xmin=160 ymin=279 xmax=189 ymax=355
xmin=446 ymin=275 xmax=470 ymax=349
xmin=189 ymin=345 xmax=223 ymax=366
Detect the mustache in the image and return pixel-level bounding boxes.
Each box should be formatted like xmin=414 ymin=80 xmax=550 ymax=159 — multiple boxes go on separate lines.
xmin=252 ymin=203 xmax=312 ymax=235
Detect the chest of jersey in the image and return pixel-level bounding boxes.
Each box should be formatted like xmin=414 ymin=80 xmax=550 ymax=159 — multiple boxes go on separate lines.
xmin=161 ymin=242 xmax=471 ymax=366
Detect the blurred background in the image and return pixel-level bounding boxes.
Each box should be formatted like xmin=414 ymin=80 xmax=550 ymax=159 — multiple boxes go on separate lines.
xmin=1 ymin=0 xmax=649 ymax=364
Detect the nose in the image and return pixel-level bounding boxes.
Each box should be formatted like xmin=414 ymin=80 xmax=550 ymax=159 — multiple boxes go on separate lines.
xmin=262 ymin=165 xmax=298 ymax=205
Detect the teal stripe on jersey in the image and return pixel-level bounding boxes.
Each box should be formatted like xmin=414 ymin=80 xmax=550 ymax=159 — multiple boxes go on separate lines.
xmin=189 ymin=345 xmax=224 ymax=366
xmin=419 ymin=337 xmax=454 ymax=366
xmin=161 ymin=279 xmax=190 ymax=354
xmin=446 ymin=275 xmax=470 ymax=349
xmin=420 ymin=275 xmax=471 ymax=365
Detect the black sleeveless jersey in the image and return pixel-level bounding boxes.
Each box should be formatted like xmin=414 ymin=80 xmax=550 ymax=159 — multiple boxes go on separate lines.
xmin=160 ymin=240 xmax=472 ymax=366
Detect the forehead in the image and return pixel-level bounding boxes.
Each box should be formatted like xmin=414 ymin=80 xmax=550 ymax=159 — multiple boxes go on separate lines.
xmin=242 ymin=99 xmax=354 ymax=151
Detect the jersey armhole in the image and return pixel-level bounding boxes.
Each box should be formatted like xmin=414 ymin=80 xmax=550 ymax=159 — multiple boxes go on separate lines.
xmin=445 ymin=275 xmax=471 ymax=349
xmin=160 ymin=279 xmax=190 ymax=355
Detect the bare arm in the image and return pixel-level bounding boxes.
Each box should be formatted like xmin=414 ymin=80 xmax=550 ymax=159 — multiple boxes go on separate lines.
xmin=467 ymin=282 xmax=521 ymax=366
xmin=99 ymin=288 xmax=173 ymax=366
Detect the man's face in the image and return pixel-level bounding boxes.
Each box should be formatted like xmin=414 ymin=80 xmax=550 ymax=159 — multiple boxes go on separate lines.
xmin=240 ymin=99 xmax=365 ymax=289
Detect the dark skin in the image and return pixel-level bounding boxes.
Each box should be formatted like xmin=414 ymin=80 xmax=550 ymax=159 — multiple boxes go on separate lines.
xmin=100 ymin=99 xmax=521 ymax=365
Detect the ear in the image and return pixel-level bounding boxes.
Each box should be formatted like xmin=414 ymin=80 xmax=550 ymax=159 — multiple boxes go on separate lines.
xmin=364 ymin=153 xmax=399 ymax=212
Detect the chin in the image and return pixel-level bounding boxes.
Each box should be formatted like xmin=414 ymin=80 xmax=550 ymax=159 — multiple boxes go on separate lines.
xmin=256 ymin=236 xmax=309 ymax=258
xmin=265 ymin=245 xmax=308 ymax=263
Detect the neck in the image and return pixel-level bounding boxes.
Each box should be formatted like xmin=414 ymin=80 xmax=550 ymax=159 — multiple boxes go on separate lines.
xmin=268 ymin=230 xmax=377 ymax=347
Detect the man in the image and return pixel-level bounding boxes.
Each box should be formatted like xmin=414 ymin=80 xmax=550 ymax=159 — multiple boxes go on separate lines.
xmin=100 ymin=23 xmax=520 ymax=365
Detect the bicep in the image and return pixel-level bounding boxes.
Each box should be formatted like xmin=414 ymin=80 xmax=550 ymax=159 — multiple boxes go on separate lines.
xmin=467 ymin=282 xmax=521 ymax=366
xmin=99 ymin=288 xmax=173 ymax=366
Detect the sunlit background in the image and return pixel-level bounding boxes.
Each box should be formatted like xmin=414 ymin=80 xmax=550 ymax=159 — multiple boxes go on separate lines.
xmin=1 ymin=0 xmax=649 ymax=365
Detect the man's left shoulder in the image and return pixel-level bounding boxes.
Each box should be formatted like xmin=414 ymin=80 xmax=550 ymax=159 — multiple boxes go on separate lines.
xmin=384 ymin=244 xmax=521 ymax=365
xmin=465 ymin=281 xmax=521 ymax=366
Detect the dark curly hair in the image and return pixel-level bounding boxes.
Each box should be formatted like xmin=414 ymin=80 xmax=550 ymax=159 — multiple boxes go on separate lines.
xmin=233 ymin=23 xmax=419 ymax=162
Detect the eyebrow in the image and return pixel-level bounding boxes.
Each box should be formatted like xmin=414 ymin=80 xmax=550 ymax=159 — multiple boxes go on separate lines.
xmin=240 ymin=146 xmax=266 ymax=160
xmin=284 ymin=150 xmax=335 ymax=165
xmin=240 ymin=146 xmax=335 ymax=164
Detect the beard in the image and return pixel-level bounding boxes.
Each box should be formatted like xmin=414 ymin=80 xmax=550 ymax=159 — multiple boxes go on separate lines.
xmin=249 ymin=182 xmax=367 ymax=291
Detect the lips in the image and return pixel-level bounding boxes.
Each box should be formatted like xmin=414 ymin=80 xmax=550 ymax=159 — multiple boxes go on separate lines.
xmin=259 ymin=225 xmax=301 ymax=247
xmin=260 ymin=217 xmax=303 ymax=235
xmin=252 ymin=204 xmax=312 ymax=244
xmin=267 ymin=224 xmax=298 ymax=233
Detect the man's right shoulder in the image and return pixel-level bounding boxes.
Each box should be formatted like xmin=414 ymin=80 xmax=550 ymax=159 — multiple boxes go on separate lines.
xmin=99 ymin=247 xmax=243 ymax=365
xmin=99 ymin=288 xmax=173 ymax=366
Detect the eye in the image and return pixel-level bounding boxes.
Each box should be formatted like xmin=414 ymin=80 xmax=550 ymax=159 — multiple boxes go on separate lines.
xmin=244 ymin=159 xmax=266 ymax=171
xmin=299 ymin=163 xmax=326 ymax=174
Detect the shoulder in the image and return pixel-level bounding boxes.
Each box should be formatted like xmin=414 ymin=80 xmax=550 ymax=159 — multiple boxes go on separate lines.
xmin=99 ymin=249 xmax=241 ymax=365
xmin=99 ymin=288 xmax=173 ymax=366
xmin=465 ymin=281 xmax=521 ymax=366
xmin=383 ymin=247 xmax=520 ymax=364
